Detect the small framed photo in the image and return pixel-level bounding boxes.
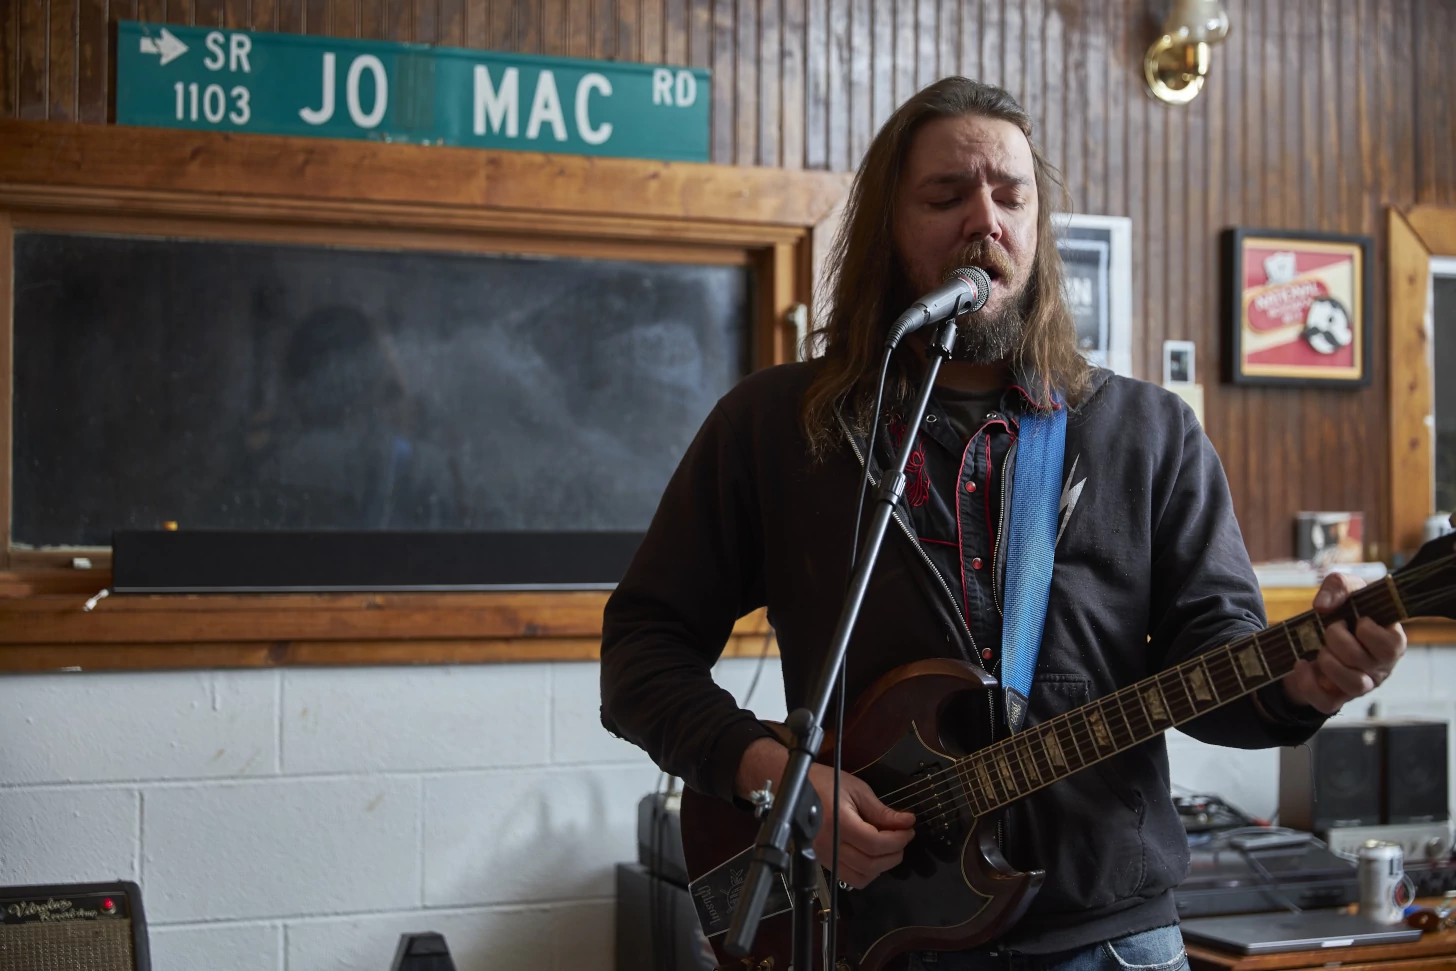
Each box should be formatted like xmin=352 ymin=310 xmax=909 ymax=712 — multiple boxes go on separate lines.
xmin=1163 ymin=340 xmax=1196 ymax=385
xmin=1223 ymin=228 xmax=1373 ymax=387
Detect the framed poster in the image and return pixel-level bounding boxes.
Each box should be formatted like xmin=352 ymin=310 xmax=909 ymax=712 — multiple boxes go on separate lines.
xmin=1223 ymin=228 xmax=1373 ymax=387
xmin=1055 ymin=214 xmax=1133 ymax=376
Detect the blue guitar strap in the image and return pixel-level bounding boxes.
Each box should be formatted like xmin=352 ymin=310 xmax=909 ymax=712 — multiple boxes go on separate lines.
xmin=1000 ymin=398 xmax=1067 ymax=734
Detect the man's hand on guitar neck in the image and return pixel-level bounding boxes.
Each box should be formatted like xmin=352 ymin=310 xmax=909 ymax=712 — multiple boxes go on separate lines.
xmin=1282 ymin=572 xmax=1408 ymax=715
xmin=735 ymin=737 xmax=917 ymax=889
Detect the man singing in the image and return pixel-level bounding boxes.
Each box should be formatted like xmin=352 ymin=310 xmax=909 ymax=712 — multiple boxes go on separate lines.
xmin=600 ymin=77 xmax=1406 ymax=970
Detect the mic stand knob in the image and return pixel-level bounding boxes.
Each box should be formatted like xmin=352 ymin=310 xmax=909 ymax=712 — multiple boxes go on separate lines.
xmin=750 ymin=780 xmax=775 ymax=817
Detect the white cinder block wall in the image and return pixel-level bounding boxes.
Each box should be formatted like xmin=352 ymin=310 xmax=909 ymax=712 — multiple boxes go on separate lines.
xmin=0 ymin=656 xmax=787 ymax=971
xmin=2 ymin=647 xmax=1453 ymax=971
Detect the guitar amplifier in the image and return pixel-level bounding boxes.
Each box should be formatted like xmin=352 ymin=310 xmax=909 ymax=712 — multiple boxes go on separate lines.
xmin=637 ymin=791 xmax=688 ymax=888
xmin=0 ymin=882 xmax=150 ymax=971
xmin=615 ymin=864 xmax=716 ymax=971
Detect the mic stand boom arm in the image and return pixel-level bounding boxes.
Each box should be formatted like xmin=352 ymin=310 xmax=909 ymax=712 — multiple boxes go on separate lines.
xmin=724 ymin=317 xmax=960 ymax=964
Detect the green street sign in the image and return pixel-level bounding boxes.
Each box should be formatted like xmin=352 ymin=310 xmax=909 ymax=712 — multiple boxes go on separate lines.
xmin=115 ymin=21 xmax=710 ymax=162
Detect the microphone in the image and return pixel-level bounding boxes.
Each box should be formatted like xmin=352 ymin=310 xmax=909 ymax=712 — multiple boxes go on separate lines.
xmin=884 ymin=266 xmax=992 ymax=350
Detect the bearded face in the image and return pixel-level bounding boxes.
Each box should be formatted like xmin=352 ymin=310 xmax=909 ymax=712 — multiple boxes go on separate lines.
xmin=891 ymin=113 xmax=1040 ymax=365
xmin=939 ymin=238 xmax=1031 ymax=363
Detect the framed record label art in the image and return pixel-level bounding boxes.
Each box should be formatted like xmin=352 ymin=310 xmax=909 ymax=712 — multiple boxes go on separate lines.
xmin=1223 ymin=228 xmax=1373 ymax=387
xmin=1056 ymin=214 xmax=1132 ymax=376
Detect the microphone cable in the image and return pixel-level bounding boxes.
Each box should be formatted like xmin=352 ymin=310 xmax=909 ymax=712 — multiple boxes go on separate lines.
xmin=828 ymin=339 xmax=898 ymax=971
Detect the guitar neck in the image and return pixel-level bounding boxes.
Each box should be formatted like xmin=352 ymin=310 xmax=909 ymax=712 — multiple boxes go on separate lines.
xmin=949 ymin=575 xmax=1412 ymax=818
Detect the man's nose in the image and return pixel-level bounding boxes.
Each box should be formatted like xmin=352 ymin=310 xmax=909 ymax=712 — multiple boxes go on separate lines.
xmin=961 ymin=190 xmax=1003 ymax=244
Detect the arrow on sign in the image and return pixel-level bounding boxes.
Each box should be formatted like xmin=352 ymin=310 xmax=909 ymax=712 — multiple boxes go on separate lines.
xmin=139 ymin=28 xmax=189 ymax=66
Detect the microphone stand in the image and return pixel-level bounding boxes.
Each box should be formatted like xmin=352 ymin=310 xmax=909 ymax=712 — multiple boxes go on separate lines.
xmin=725 ymin=317 xmax=959 ymax=967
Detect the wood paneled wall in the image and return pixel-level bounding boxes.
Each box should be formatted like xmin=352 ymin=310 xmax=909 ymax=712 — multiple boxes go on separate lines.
xmin=4 ymin=0 xmax=1456 ymax=561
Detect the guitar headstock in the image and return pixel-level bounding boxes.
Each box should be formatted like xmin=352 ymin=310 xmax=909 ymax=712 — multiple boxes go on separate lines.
xmin=1393 ymin=526 xmax=1456 ymax=621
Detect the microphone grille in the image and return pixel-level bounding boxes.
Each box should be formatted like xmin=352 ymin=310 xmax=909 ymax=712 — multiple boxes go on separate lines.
xmin=949 ymin=266 xmax=992 ymax=313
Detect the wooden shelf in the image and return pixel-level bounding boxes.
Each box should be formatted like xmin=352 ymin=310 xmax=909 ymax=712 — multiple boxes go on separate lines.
xmin=1 ymin=574 xmax=1450 ymax=673
xmin=0 ymin=572 xmax=777 ymax=671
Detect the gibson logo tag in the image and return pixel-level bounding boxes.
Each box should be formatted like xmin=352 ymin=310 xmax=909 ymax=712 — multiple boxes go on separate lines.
xmin=1004 ymin=688 xmax=1029 ymax=734
xmin=688 ymin=847 xmax=794 ymax=938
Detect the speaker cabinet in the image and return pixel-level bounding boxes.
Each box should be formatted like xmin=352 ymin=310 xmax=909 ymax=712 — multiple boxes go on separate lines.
xmin=0 ymin=882 xmax=149 ymax=971
xmin=1383 ymin=720 xmax=1451 ymax=825
xmin=1280 ymin=724 xmax=1383 ymax=832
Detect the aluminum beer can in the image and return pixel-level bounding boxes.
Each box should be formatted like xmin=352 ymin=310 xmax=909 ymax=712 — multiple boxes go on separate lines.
xmin=1358 ymin=840 xmax=1405 ymax=924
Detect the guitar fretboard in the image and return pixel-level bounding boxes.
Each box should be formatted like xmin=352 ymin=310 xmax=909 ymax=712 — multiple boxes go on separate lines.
xmin=943 ymin=575 xmax=1411 ymax=817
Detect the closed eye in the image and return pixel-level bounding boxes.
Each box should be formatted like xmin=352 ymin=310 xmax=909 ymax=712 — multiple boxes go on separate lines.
xmin=929 ymin=198 xmax=960 ymax=210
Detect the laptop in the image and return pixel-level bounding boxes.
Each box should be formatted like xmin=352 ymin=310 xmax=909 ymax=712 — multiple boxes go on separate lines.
xmin=1180 ymin=909 xmax=1422 ymax=955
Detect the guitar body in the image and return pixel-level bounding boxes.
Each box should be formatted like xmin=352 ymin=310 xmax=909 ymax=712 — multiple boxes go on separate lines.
xmin=679 ymin=530 xmax=1456 ymax=970
xmin=681 ymin=659 xmax=1044 ymax=971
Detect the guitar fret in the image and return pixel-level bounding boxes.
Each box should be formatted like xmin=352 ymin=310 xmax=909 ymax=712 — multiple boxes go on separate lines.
xmin=1048 ymin=719 xmax=1083 ymax=768
xmin=1150 ymin=672 xmax=1182 ymax=723
xmin=1040 ymin=724 xmax=1066 ymax=772
xmin=1386 ymin=575 xmax=1410 ymax=621
xmin=1140 ymin=678 xmax=1173 ymax=729
xmin=1234 ymin=640 xmax=1269 ymax=687
xmin=1220 ymin=646 xmax=1247 ymax=693
xmin=972 ymin=755 xmax=1000 ymax=806
xmin=1047 ymin=719 xmax=1075 ymax=772
xmin=1164 ymin=667 xmax=1197 ymax=721
xmin=1261 ymin=631 xmax=1288 ymax=678
xmin=1009 ymin=739 xmax=1035 ymax=794
xmin=1083 ymin=706 xmax=1113 ymax=755
xmin=1065 ymin=713 xmax=1089 ymax=768
xmin=1205 ymin=658 xmax=1228 ymax=701
xmin=1013 ymin=736 xmax=1038 ymax=789
xmin=1018 ymin=734 xmax=1045 ymax=787
xmin=1028 ymin=733 xmax=1052 ymax=785
xmin=1111 ymin=689 xmax=1146 ymax=743
xmin=1284 ymin=623 xmax=1308 ymax=665
xmin=1185 ymin=658 xmax=1219 ymax=708
xmin=952 ymin=760 xmax=986 ymax=816
xmin=995 ymin=744 xmax=1025 ymax=799
xmin=1218 ymin=653 xmax=1246 ymax=698
xmin=1128 ymin=686 xmax=1157 ymax=736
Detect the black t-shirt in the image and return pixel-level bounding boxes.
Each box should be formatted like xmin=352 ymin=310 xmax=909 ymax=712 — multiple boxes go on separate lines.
xmin=932 ymin=384 xmax=1005 ymax=441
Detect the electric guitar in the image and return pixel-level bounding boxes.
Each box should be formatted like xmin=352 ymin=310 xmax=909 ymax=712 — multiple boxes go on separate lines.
xmin=680 ymin=529 xmax=1456 ymax=971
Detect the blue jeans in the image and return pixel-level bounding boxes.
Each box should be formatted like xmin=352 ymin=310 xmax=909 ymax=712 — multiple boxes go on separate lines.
xmin=903 ymin=924 xmax=1189 ymax=971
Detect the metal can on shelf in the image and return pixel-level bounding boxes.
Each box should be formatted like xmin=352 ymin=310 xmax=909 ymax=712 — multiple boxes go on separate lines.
xmin=1357 ymin=840 xmax=1405 ymax=924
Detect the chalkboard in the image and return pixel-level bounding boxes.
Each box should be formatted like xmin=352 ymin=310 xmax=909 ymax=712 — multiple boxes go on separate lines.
xmin=12 ymin=231 xmax=751 ymax=548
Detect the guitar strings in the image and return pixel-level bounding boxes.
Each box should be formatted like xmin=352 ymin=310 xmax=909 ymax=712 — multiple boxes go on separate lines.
xmin=866 ymin=557 xmax=1456 ymax=827
xmin=871 ymin=643 xmax=1260 ymax=813
xmin=890 ymin=563 xmax=1447 ymax=808
xmin=905 ymin=595 xmax=1456 ymax=831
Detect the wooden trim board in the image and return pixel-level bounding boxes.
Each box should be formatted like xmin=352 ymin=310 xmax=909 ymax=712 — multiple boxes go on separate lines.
xmin=1388 ymin=205 xmax=1456 ymax=555
xmin=0 ymin=120 xmax=852 ymax=228
xmin=2 ymin=580 xmax=1449 ymax=672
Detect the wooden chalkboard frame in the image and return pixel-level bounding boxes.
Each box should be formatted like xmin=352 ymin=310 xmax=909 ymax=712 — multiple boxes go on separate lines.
xmin=0 ymin=119 xmax=849 ymax=670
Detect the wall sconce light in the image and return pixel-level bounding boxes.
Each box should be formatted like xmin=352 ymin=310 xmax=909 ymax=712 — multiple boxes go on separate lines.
xmin=1144 ymin=0 xmax=1230 ymax=105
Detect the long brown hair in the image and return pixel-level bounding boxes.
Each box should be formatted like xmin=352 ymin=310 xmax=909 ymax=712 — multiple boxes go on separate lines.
xmin=801 ymin=77 xmax=1091 ymax=454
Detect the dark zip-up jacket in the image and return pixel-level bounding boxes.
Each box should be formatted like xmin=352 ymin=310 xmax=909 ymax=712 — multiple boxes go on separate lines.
xmin=600 ymin=361 xmax=1327 ymax=954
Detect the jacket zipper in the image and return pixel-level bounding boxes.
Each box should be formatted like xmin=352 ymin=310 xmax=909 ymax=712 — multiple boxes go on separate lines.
xmin=838 ymin=415 xmax=998 ymax=737
xmin=990 ymin=440 xmax=1014 ymax=618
